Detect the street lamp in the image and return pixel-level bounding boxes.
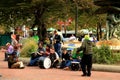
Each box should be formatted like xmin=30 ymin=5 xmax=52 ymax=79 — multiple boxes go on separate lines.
xmin=75 ymin=4 xmax=78 ymax=36
xmin=74 ymin=0 xmax=78 ymax=36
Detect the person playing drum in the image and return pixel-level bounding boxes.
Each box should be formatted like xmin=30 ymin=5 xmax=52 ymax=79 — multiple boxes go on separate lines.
xmin=59 ymin=48 xmax=71 ymax=69
xmin=63 ymin=48 xmax=82 ymax=70
xmin=49 ymin=46 xmax=59 ymax=68
xmin=27 ymin=42 xmax=46 ymax=66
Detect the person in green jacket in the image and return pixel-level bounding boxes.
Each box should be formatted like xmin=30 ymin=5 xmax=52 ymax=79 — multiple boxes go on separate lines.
xmin=77 ymin=35 xmax=96 ymax=77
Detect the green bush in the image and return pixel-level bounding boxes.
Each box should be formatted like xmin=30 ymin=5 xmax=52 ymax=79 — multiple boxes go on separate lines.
xmin=93 ymin=45 xmax=114 ymax=64
xmin=112 ymin=53 xmax=120 ymax=64
xmin=20 ymin=38 xmax=38 ymax=57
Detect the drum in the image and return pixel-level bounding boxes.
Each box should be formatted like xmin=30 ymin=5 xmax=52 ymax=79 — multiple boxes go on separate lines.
xmin=70 ymin=61 xmax=80 ymax=71
xmin=38 ymin=56 xmax=51 ymax=69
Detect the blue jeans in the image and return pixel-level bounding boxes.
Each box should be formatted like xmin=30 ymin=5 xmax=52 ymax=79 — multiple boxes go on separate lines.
xmin=54 ymin=43 xmax=62 ymax=57
xmin=65 ymin=59 xmax=81 ymax=67
xmin=29 ymin=57 xmax=39 ymax=66
xmin=60 ymin=60 xmax=70 ymax=68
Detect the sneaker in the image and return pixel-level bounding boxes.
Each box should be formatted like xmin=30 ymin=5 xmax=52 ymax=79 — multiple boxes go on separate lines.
xmin=63 ymin=67 xmax=69 ymax=70
xmin=56 ymin=66 xmax=61 ymax=69
xmin=20 ymin=66 xmax=25 ymax=69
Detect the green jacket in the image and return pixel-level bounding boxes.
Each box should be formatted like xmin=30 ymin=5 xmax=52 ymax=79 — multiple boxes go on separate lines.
xmin=72 ymin=51 xmax=83 ymax=59
xmin=77 ymin=39 xmax=95 ymax=55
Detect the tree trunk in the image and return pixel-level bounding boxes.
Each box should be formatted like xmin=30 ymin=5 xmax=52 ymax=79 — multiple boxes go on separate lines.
xmin=98 ymin=21 xmax=102 ymax=39
xmin=33 ymin=8 xmax=47 ymax=42
xmin=97 ymin=23 xmax=99 ymax=41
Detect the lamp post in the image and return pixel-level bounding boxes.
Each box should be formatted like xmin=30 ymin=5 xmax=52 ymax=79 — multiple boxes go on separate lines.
xmin=75 ymin=4 xmax=78 ymax=36
xmin=74 ymin=0 xmax=78 ymax=36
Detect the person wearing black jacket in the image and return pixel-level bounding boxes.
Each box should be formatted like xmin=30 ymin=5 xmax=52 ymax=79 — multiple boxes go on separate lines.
xmin=49 ymin=47 xmax=59 ymax=68
xmin=52 ymin=30 xmax=63 ymax=58
xmin=59 ymin=49 xmax=71 ymax=69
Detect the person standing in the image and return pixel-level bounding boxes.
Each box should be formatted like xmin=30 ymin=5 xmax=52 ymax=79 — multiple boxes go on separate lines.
xmin=77 ymin=35 xmax=95 ymax=77
xmin=11 ymin=33 xmax=18 ymax=46
xmin=52 ymin=30 xmax=63 ymax=58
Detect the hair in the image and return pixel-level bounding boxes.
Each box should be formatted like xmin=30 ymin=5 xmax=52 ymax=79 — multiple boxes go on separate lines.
xmin=54 ymin=30 xmax=57 ymax=34
xmin=46 ymin=44 xmax=52 ymax=48
xmin=38 ymin=41 xmax=43 ymax=46
xmin=6 ymin=42 xmax=10 ymax=46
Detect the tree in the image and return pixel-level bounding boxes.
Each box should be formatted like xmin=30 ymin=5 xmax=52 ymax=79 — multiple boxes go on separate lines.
xmin=0 ymin=0 xmax=32 ymax=33
xmin=0 ymin=0 xmax=107 ymax=41
xmin=0 ymin=0 xmax=69 ymax=41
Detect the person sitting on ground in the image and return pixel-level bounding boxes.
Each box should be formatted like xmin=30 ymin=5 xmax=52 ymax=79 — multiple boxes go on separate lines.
xmin=49 ymin=46 xmax=59 ymax=68
xmin=44 ymin=44 xmax=51 ymax=56
xmin=59 ymin=48 xmax=71 ymax=69
xmin=4 ymin=43 xmax=14 ymax=61
xmin=8 ymin=52 xmax=25 ymax=69
xmin=63 ymin=48 xmax=82 ymax=70
xmin=28 ymin=42 xmax=45 ymax=66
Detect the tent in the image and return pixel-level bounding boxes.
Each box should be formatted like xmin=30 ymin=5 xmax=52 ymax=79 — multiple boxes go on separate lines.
xmin=47 ymin=27 xmax=56 ymax=32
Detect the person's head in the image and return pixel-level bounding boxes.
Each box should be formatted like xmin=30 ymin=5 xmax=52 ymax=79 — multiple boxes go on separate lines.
xmin=54 ymin=30 xmax=58 ymax=35
xmin=6 ymin=43 xmax=11 ymax=47
xmin=50 ymin=47 xmax=55 ymax=54
xmin=62 ymin=48 xmax=67 ymax=54
xmin=71 ymin=34 xmax=74 ymax=36
xmin=45 ymin=37 xmax=49 ymax=40
xmin=38 ymin=42 xmax=43 ymax=48
xmin=46 ymin=44 xmax=51 ymax=49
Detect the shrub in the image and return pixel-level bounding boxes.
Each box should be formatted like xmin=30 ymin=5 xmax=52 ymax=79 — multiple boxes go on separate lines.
xmin=20 ymin=38 xmax=38 ymax=57
xmin=93 ymin=45 xmax=114 ymax=64
xmin=112 ymin=53 xmax=120 ymax=64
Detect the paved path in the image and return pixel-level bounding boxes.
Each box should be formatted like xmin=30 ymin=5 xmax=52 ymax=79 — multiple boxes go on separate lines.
xmin=0 ymin=50 xmax=120 ymax=80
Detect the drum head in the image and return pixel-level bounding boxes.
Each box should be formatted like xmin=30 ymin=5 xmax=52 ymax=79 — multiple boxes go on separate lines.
xmin=70 ymin=61 xmax=80 ymax=71
xmin=43 ymin=57 xmax=51 ymax=69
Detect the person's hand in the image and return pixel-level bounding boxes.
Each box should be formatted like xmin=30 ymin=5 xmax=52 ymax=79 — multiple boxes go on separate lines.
xmin=54 ymin=59 xmax=57 ymax=62
xmin=37 ymin=52 xmax=42 ymax=55
xmin=70 ymin=57 xmax=73 ymax=60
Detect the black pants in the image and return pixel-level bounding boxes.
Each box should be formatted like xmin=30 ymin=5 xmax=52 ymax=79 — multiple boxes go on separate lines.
xmin=51 ymin=60 xmax=59 ymax=68
xmin=4 ymin=53 xmax=12 ymax=61
xmin=81 ymin=54 xmax=92 ymax=75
